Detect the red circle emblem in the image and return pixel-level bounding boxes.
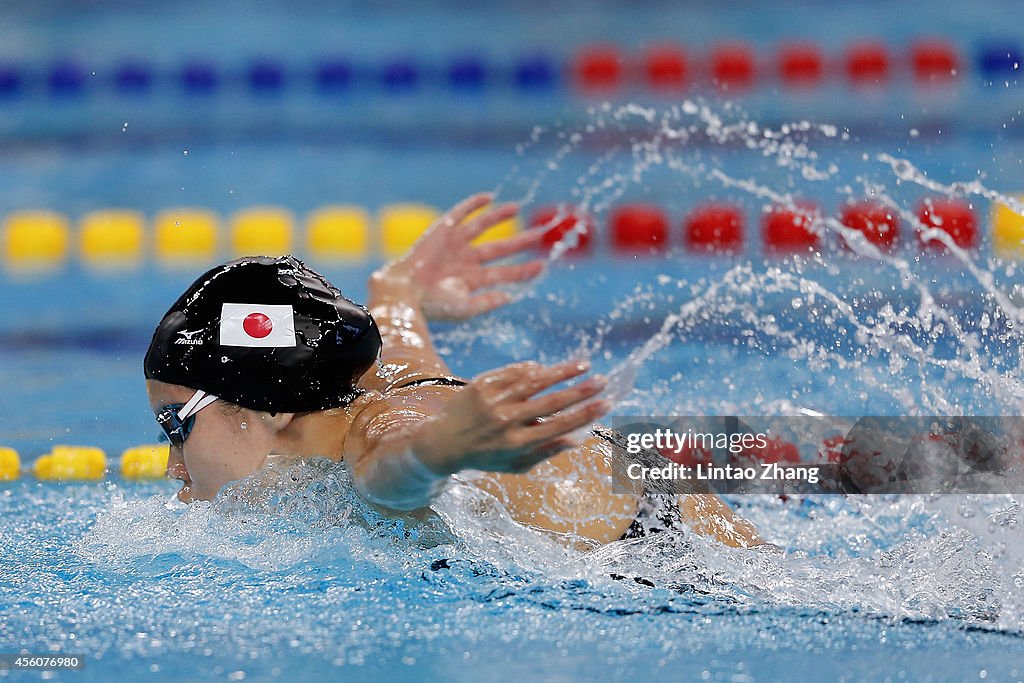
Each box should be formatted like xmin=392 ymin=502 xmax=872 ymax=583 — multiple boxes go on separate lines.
xmin=242 ymin=312 xmax=273 ymax=338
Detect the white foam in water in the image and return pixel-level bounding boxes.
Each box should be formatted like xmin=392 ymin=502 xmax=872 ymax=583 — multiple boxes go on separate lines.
xmin=77 ymin=467 xmax=1023 ymax=630
xmin=79 ymin=100 xmax=1024 ymax=635
xmin=76 ymin=458 xmax=459 ymax=574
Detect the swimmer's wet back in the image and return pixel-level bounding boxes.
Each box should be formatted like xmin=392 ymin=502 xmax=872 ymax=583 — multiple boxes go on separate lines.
xmin=144 ymin=255 xmax=382 ymax=412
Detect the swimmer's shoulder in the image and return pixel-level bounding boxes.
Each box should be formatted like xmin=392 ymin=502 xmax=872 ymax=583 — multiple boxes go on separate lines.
xmin=341 ymin=375 xmax=468 ymax=453
xmin=357 ymin=372 xmax=469 ymax=414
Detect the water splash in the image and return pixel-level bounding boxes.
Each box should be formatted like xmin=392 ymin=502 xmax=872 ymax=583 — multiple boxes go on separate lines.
xmin=75 ymin=458 xmax=458 ymax=573
xmin=482 ymin=98 xmax=1024 ymax=416
xmin=461 ymin=99 xmax=1024 ymax=630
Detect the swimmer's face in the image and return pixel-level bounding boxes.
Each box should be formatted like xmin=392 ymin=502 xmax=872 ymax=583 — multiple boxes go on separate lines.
xmin=146 ymin=380 xmax=278 ymax=503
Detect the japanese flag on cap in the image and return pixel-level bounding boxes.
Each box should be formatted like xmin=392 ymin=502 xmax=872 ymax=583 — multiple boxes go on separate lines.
xmin=219 ymin=303 xmax=297 ymax=348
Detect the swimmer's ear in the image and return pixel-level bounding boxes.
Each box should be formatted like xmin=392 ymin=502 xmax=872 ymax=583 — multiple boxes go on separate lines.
xmin=261 ymin=411 xmax=296 ymax=433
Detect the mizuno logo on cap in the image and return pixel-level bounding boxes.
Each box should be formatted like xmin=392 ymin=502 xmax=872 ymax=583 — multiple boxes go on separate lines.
xmin=175 ymin=329 xmax=204 ymax=345
xmin=219 ymin=303 xmax=297 ymax=348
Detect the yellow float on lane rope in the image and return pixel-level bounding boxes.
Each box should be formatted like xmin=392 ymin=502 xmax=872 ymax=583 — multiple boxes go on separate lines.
xmin=80 ymin=209 xmax=145 ymax=267
xmin=230 ymin=207 xmax=294 ymax=257
xmin=379 ymin=203 xmax=439 ymax=257
xmin=33 ymin=445 xmax=107 ymax=481
xmin=992 ymin=194 xmax=1024 ymax=260
xmin=306 ymin=205 xmax=370 ymax=260
xmin=3 ymin=210 xmax=71 ymax=269
xmin=120 ymin=444 xmax=170 ymax=480
xmin=0 ymin=447 xmax=21 ymax=480
xmin=155 ymin=208 xmax=219 ymax=263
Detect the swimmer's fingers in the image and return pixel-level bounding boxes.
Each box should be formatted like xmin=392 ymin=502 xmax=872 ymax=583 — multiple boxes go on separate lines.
xmin=437 ymin=192 xmax=495 ymax=232
xmin=473 ymin=225 xmax=548 ymax=262
xmin=457 ymin=261 xmax=543 ymax=316
xmin=472 ymin=261 xmax=544 ymax=289
xmin=460 ymin=202 xmax=520 ymax=243
xmin=471 ymin=359 xmax=583 ymax=400
xmin=472 ymin=360 xmax=549 ymax=395
xmin=498 ymin=359 xmax=593 ymax=402
xmin=512 ymin=398 xmax=610 ymax=447
xmin=513 ymin=374 xmax=607 ymax=423
xmin=458 ymin=291 xmax=515 ymax=318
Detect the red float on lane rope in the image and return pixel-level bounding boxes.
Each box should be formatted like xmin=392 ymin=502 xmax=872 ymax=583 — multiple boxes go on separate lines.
xmin=642 ymin=44 xmax=688 ymax=91
xmin=846 ymin=41 xmax=890 ymax=86
xmin=573 ymin=45 xmax=623 ymax=92
xmin=610 ymin=204 xmax=668 ymax=254
xmin=778 ymin=42 xmax=824 ymax=88
xmin=685 ymin=204 xmax=744 ymax=253
xmin=532 ymin=206 xmax=594 ymax=256
xmin=840 ymin=200 xmax=899 ymax=251
xmin=711 ymin=42 xmax=756 ymax=91
xmin=911 ymin=39 xmax=959 ymax=84
xmin=763 ymin=201 xmax=821 ymax=253
xmin=732 ymin=437 xmax=801 ymax=469
xmin=917 ymin=198 xmax=977 ymax=251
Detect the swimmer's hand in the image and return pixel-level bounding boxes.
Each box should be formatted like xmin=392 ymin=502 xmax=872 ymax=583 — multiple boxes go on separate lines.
xmin=371 ymin=192 xmax=546 ymax=321
xmin=413 ymin=359 xmax=610 ymax=474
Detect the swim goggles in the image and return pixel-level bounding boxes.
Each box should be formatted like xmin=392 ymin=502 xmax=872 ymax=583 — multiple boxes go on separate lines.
xmin=156 ymin=389 xmax=219 ymax=448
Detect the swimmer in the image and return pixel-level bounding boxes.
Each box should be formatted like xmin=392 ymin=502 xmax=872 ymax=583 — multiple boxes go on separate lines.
xmin=145 ymin=193 xmax=763 ymax=548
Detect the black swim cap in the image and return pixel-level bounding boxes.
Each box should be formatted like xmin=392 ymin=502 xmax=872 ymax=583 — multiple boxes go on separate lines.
xmin=144 ymin=255 xmax=382 ymax=412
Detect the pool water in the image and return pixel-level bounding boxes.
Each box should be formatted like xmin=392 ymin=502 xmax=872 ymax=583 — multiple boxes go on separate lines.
xmin=2 ymin=460 xmax=1022 ymax=681
xmin=3 ymin=1 xmax=1024 ymax=681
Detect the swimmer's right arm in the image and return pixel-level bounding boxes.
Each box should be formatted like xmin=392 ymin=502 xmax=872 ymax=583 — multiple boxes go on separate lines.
xmin=360 ymin=193 xmax=546 ymax=393
xmin=346 ymin=359 xmax=609 ymax=511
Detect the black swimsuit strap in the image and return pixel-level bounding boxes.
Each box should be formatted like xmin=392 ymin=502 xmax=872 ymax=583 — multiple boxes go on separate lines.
xmin=590 ymin=425 xmax=689 ymax=540
xmin=392 ymin=375 xmax=468 ymax=390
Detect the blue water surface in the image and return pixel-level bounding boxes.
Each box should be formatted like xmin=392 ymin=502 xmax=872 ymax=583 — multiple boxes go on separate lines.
xmin=3 ymin=1 xmax=1024 ymax=681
